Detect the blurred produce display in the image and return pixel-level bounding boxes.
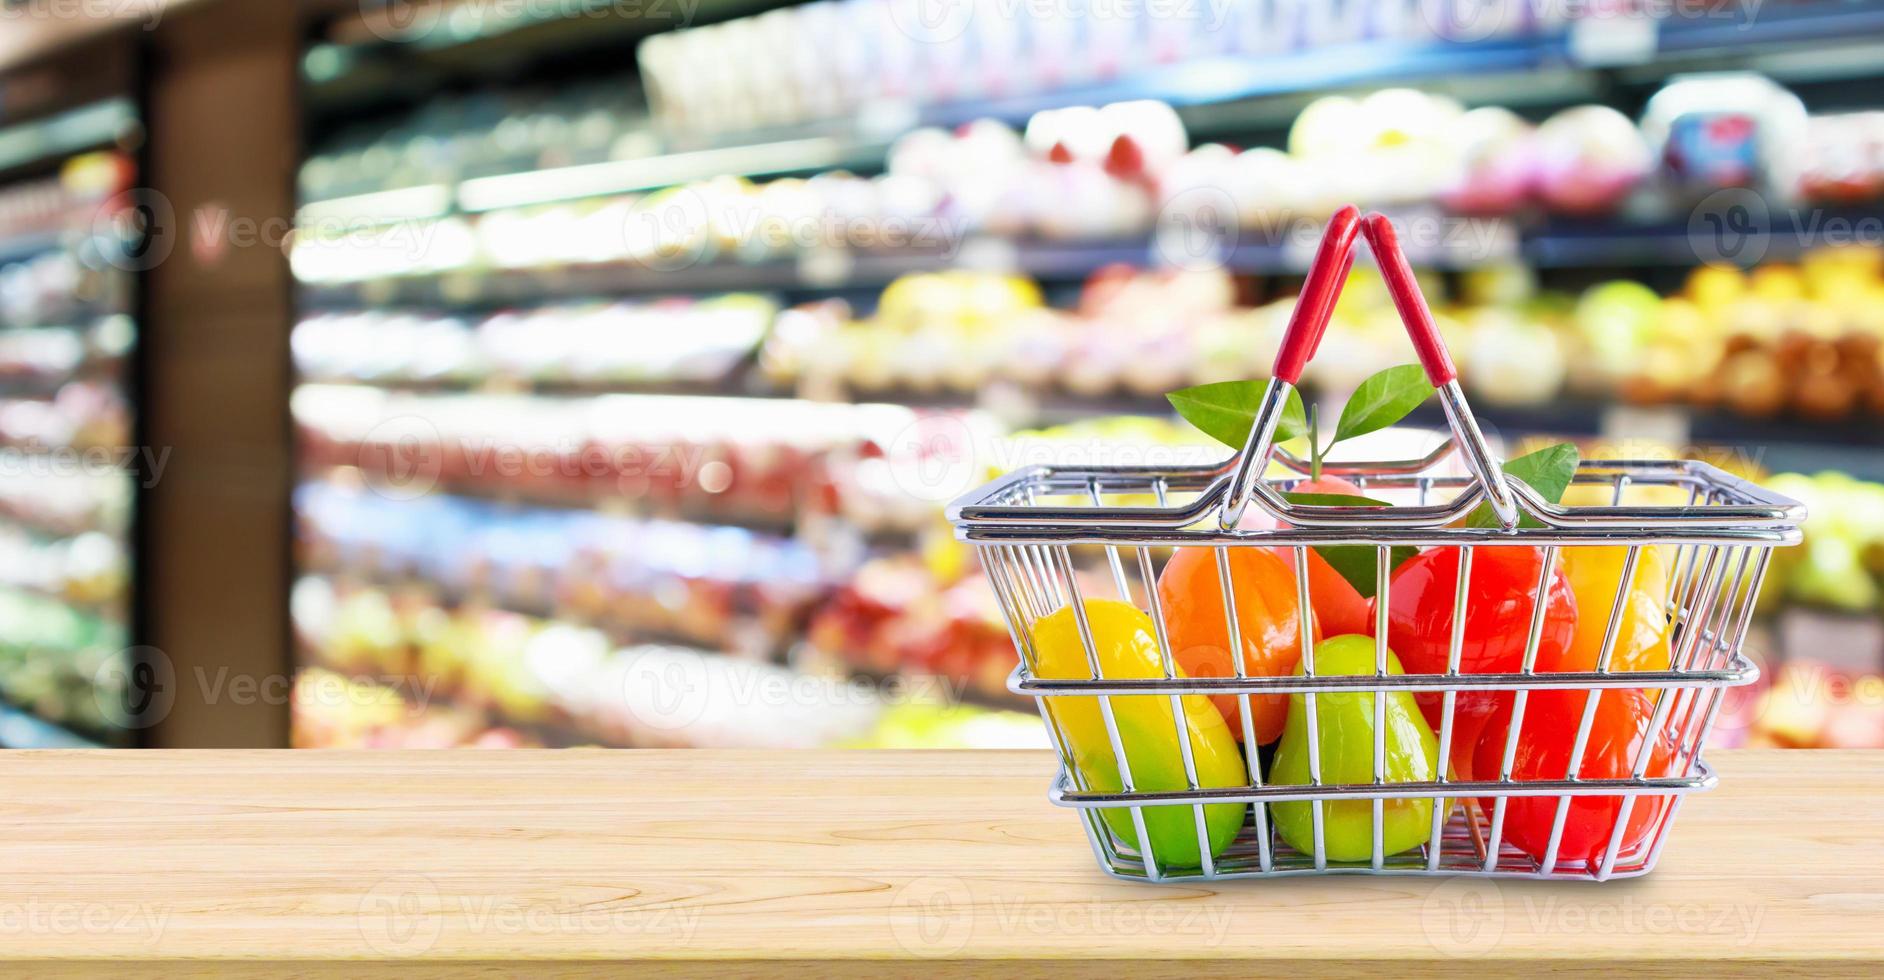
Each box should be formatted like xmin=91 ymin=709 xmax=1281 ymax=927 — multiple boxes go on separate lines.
xmin=288 ymin=0 xmax=1884 ymax=750
xmin=292 ymin=575 xmax=1034 ymax=748
xmin=293 ymin=295 xmax=775 ymax=389
xmin=0 ymin=588 xmax=129 ymax=743
xmin=0 ymin=137 xmax=141 ymax=747
xmin=297 ymin=482 xmax=845 ymax=656
xmin=294 ymin=383 xmax=996 ymax=533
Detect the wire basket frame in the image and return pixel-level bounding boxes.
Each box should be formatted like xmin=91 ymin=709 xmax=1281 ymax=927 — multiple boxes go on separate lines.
xmin=947 ymin=209 xmax=1804 ymax=882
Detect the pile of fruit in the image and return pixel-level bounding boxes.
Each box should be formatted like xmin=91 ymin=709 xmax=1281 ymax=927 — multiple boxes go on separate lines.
xmin=1023 ymin=367 xmax=1702 ymax=869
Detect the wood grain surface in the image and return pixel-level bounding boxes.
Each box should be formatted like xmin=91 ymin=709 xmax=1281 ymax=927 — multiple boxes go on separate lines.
xmin=0 ymin=749 xmax=1878 ymax=977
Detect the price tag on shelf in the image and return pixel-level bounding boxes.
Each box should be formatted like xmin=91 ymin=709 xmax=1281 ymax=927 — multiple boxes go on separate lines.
xmin=955 ymin=235 xmax=1020 ymax=273
xmin=796 ymin=246 xmax=854 ymax=288
xmin=1600 ymin=404 xmax=1690 ymax=453
xmin=1569 ymin=14 xmax=1658 ymax=67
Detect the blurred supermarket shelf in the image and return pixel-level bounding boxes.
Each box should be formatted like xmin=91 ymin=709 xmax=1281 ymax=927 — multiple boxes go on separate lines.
xmin=0 ymin=700 xmax=100 ymax=749
xmin=0 ymin=98 xmax=137 ymax=177
xmin=304 ymin=0 xmax=1884 ymax=196
xmin=295 ymin=209 xmax=1884 ymax=313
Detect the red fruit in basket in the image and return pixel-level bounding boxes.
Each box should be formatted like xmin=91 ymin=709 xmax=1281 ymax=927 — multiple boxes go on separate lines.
xmin=1471 ymin=688 xmax=1676 ymax=867
xmin=1267 ymin=475 xmax=1372 ymax=638
xmin=1382 ymin=545 xmax=1578 ymax=729
xmin=1158 ymin=545 xmax=1318 ymax=744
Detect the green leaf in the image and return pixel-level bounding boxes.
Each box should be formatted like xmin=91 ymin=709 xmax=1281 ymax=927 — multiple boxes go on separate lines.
xmin=1167 ymin=381 xmax=1307 ymax=450
xmin=1278 ymin=491 xmax=1409 ymax=599
xmin=1282 ymin=491 xmax=1392 ymax=508
xmin=1308 ymin=544 xmax=1418 ymax=601
xmin=1466 ymin=441 xmax=1581 ymax=530
xmin=1333 ymin=364 xmax=1436 ymax=445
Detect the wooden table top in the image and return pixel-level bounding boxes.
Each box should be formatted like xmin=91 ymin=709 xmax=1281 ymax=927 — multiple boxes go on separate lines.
xmin=0 ymin=748 xmax=1879 ymax=977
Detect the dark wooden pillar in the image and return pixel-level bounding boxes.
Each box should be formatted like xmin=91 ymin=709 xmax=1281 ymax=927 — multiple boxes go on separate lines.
xmin=141 ymin=0 xmax=299 ymax=746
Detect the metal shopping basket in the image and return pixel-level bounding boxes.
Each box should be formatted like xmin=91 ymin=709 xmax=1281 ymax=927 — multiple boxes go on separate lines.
xmin=947 ymin=208 xmax=1805 ymax=882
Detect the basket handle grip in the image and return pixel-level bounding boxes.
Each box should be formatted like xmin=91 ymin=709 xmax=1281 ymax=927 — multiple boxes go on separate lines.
xmin=1269 ymin=209 xmax=1458 ymax=387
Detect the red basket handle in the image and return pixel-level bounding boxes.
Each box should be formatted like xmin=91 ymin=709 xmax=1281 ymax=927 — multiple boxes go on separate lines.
xmin=1224 ymin=208 xmax=1519 ymax=530
xmin=1270 ymin=209 xmax=1458 ymax=387
xmin=1271 ymin=204 xmax=1359 ymax=385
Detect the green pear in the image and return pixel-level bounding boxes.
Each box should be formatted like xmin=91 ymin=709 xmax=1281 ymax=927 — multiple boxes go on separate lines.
xmin=1270 ymin=634 xmax=1447 ymax=863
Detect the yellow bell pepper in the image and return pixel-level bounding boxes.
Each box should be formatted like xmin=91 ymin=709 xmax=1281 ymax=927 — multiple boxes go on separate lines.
xmin=1030 ymin=599 xmax=1246 ymax=869
xmin=1554 ymin=546 xmax=1673 ymax=682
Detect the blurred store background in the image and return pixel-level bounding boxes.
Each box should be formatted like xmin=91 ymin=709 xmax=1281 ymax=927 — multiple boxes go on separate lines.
xmin=2 ymin=0 xmax=1883 ymax=749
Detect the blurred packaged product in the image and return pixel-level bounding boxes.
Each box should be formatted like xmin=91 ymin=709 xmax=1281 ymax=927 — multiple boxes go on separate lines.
xmin=638 ymin=0 xmax=1619 ymax=138
xmin=292 ymin=294 xmax=775 ymax=388
xmin=1642 ymin=73 xmax=1809 ymax=204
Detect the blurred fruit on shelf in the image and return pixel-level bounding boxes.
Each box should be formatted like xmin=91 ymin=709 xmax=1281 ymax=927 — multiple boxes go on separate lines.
xmin=0 ymin=381 xmax=132 ymax=451
xmin=1731 ymin=660 xmax=1884 ymax=749
xmin=1533 ymin=105 xmax=1653 ymax=215
xmin=807 ymin=553 xmax=1020 ymax=706
xmin=297 ymin=482 xmax=845 ymax=658
xmin=293 ymin=384 xmax=991 ymax=534
xmin=837 ymin=699 xmax=1048 ymax=749
xmin=0 ymin=527 xmax=126 ymax=609
xmin=293 ymin=294 xmax=774 ymax=390
xmin=1760 ymin=471 xmax=1884 ymax=613
xmin=0 ymin=469 xmax=131 ymax=539
xmin=289 ymin=667 xmax=539 ymax=749
xmin=1438 ymin=106 xmax=1537 ymax=216
xmin=294 ymin=576 xmax=886 ymax=748
xmin=0 ymin=587 xmax=128 ymax=741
